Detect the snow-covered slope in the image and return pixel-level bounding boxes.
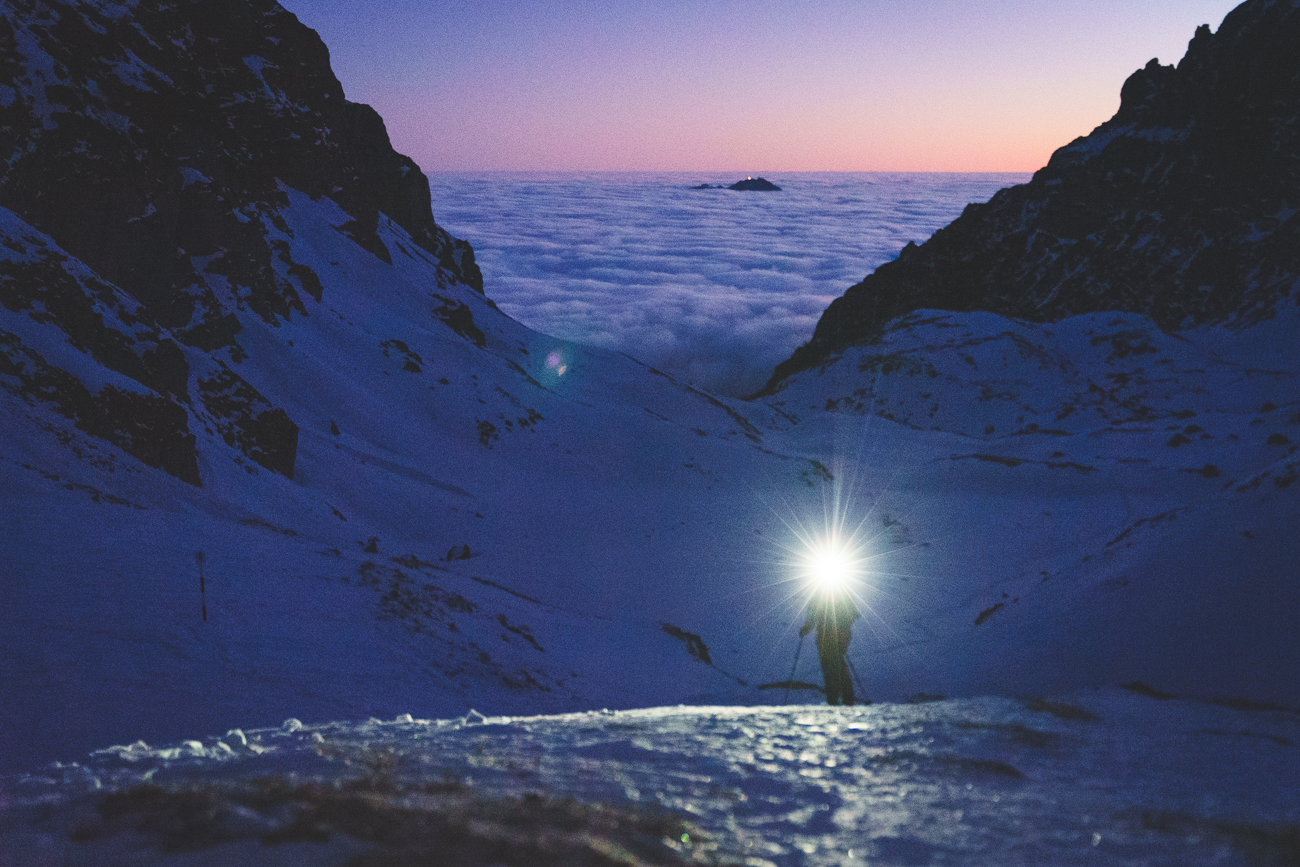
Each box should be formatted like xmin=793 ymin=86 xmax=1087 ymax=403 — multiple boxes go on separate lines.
xmin=744 ymin=0 xmax=1300 ymax=715
xmin=2 ymin=0 xmax=1298 ymax=781
xmin=0 ymin=179 xmax=830 ymax=771
xmin=755 ymin=310 xmax=1300 ymax=706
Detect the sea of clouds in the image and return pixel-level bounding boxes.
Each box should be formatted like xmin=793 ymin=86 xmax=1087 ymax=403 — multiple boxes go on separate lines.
xmin=428 ymin=172 xmax=1029 ymax=398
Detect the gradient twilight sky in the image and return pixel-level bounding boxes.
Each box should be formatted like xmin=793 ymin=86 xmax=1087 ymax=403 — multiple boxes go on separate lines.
xmin=280 ymin=1 xmax=1237 ymax=173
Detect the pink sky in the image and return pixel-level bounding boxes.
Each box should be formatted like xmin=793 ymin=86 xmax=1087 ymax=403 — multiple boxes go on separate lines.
xmin=283 ymin=0 xmax=1237 ymax=173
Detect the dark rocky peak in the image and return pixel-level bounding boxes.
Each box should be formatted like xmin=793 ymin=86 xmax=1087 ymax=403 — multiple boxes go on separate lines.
xmin=336 ymin=99 xmax=482 ymax=289
xmin=761 ymin=0 xmax=1300 ymax=395
xmin=0 ymin=0 xmax=487 ymax=484
xmin=0 ymin=0 xmax=481 ymax=343
xmin=1110 ymin=57 xmax=1183 ymax=129
xmin=1055 ymin=0 xmax=1299 ymax=171
xmin=729 ymin=177 xmax=781 ymax=191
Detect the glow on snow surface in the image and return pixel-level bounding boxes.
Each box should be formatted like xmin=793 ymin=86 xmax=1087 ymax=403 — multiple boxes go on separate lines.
xmin=7 ymin=692 xmax=1298 ymax=866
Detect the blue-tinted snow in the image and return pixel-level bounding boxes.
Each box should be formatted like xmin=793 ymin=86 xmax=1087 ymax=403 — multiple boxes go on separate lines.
xmin=6 ymin=168 xmax=1299 ymax=852
xmin=428 ymin=172 xmax=1028 ymax=397
xmin=5 ymin=692 xmax=1298 ymax=866
xmin=5 ymin=184 xmax=1299 ymax=784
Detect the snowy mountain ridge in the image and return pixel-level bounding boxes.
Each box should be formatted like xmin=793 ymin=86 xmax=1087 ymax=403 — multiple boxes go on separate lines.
xmin=1 ymin=0 xmax=1298 ymax=785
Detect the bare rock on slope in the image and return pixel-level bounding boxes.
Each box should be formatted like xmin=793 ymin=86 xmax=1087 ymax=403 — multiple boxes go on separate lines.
xmin=0 ymin=0 xmax=485 ymax=481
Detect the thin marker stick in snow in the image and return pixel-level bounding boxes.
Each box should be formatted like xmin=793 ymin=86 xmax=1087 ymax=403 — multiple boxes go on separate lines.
xmin=784 ymin=632 xmax=805 ymax=705
xmin=196 ymin=550 xmax=207 ymax=623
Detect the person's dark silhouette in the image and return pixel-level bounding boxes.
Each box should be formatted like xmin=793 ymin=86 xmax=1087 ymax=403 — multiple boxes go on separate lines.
xmin=800 ymin=590 xmax=860 ymax=705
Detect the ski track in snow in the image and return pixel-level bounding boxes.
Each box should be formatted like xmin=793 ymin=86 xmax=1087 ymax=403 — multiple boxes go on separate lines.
xmin=4 ymin=692 xmax=1298 ymax=866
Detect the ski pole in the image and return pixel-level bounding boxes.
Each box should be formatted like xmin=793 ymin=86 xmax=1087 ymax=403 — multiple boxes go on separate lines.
xmin=784 ymin=632 xmax=805 ymax=705
xmin=846 ymin=656 xmax=867 ymax=703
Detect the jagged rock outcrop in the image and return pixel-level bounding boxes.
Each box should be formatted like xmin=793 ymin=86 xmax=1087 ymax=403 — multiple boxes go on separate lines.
xmin=762 ymin=0 xmax=1300 ymax=394
xmin=729 ymin=177 xmax=781 ymax=191
xmin=0 ymin=0 xmax=483 ymax=481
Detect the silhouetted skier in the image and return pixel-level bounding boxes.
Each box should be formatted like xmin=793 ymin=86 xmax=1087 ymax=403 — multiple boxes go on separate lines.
xmin=800 ymin=591 xmax=860 ymax=705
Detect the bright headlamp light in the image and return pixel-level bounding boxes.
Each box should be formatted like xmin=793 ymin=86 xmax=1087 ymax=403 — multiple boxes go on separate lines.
xmin=802 ymin=540 xmax=857 ymax=594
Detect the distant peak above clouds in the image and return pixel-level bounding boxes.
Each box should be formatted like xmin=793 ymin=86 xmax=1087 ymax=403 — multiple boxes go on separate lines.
xmin=689 ymin=177 xmax=782 ymax=191
xmin=727 ymin=177 xmax=782 ymax=191
xmin=761 ymin=0 xmax=1300 ymax=395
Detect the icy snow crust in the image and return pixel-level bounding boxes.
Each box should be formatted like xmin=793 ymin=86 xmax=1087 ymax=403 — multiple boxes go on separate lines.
xmin=4 ymin=693 xmax=1298 ymax=865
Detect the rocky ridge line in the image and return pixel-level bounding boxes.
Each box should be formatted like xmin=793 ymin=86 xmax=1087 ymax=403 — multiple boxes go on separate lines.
xmin=761 ymin=0 xmax=1300 ymax=394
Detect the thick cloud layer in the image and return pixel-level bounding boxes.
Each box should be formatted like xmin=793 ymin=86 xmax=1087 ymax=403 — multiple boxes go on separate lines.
xmin=429 ymin=172 xmax=1028 ymax=397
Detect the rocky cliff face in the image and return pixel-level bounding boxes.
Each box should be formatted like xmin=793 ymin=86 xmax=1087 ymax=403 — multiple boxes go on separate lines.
xmin=763 ymin=0 xmax=1300 ymax=393
xmin=0 ymin=0 xmax=481 ymax=481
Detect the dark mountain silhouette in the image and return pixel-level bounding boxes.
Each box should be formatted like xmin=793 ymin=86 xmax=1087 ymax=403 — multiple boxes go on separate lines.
xmin=761 ymin=0 xmax=1300 ymax=394
xmin=0 ymin=0 xmax=481 ymax=481
xmin=729 ymin=177 xmax=781 ymax=191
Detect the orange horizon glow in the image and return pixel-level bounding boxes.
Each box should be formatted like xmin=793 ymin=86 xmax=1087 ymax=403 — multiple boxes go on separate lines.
xmin=285 ymin=0 xmax=1238 ymax=175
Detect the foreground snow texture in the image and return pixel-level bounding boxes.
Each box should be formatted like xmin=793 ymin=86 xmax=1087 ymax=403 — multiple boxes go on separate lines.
xmin=4 ymin=692 xmax=1298 ymax=866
